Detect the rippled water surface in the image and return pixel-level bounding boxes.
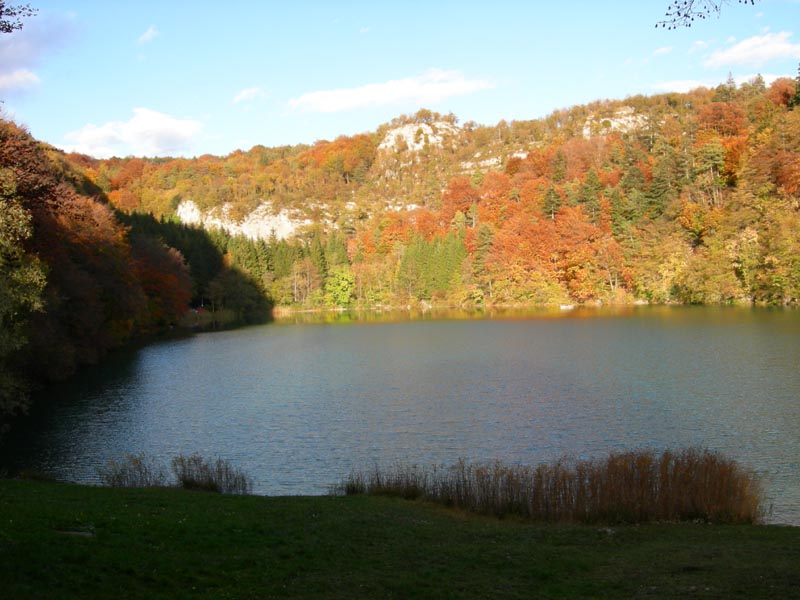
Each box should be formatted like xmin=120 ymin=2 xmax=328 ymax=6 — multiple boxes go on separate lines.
xmin=3 ymin=306 xmax=799 ymax=524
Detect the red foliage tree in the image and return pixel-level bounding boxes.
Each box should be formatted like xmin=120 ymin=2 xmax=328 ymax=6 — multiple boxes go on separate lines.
xmin=697 ymin=102 xmax=747 ymax=137
xmin=131 ymin=235 xmax=192 ymax=331
xmin=410 ymin=207 xmax=443 ymax=241
xmin=109 ymin=157 xmax=146 ymax=190
xmin=441 ymin=176 xmax=479 ymax=224
xmin=477 ymin=171 xmax=512 ymax=225
xmin=766 ymin=77 xmax=796 ymax=107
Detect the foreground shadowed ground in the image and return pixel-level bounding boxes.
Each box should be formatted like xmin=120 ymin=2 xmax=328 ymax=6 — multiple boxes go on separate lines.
xmin=1 ymin=480 xmax=798 ymax=599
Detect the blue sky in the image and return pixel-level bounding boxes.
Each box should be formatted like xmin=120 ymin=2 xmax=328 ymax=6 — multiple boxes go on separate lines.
xmin=2 ymin=0 xmax=799 ymax=158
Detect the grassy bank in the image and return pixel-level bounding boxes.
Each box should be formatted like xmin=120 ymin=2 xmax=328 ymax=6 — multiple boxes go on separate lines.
xmin=1 ymin=479 xmax=798 ymax=599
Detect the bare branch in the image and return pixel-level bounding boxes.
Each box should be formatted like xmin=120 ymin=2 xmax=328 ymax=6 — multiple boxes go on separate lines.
xmin=0 ymin=2 xmax=38 ymax=34
xmin=656 ymin=0 xmax=757 ymax=30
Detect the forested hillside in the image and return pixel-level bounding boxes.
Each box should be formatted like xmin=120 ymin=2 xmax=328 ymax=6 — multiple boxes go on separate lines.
xmin=0 ymin=120 xmax=269 ymax=427
xmin=82 ymin=77 xmax=800 ymax=308
xmin=2 ymin=75 xmax=800 ymax=427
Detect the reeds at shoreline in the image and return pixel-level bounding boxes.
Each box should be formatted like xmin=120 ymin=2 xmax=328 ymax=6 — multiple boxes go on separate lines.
xmin=339 ymin=448 xmax=765 ymax=524
xmin=99 ymin=453 xmax=252 ymax=495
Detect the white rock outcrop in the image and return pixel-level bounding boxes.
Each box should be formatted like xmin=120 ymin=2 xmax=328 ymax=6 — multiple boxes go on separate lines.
xmin=582 ymin=106 xmax=646 ymax=138
xmin=378 ymin=121 xmax=459 ymax=153
xmin=176 ymin=199 xmax=310 ymax=241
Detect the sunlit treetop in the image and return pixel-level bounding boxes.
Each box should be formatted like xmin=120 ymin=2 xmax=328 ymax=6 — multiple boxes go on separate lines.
xmin=657 ymin=0 xmax=757 ymax=29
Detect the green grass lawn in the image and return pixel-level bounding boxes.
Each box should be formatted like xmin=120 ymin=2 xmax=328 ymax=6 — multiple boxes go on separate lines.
xmin=1 ymin=479 xmax=798 ymax=599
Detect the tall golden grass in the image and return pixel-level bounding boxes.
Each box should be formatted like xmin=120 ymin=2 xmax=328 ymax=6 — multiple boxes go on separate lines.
xmin=99 ymin=453 xmax=252 ymax=495
xmin=98 ymin=454 xmax=169 ymax=488
xmin=340 ymin=449 xmax=765 ymax=524
xmin=170 ymin=454 xmax=253 ymax=495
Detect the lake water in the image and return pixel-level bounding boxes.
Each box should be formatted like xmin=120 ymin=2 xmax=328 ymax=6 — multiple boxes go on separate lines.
xmin=2 ymin=306 xmax=798 ymax=525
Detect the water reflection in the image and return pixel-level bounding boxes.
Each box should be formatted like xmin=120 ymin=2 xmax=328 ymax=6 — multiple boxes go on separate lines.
xmin=1 ymin=306 xmax=798 ymax=525
xmin=272 ymin=304 xmax=652 ymax=325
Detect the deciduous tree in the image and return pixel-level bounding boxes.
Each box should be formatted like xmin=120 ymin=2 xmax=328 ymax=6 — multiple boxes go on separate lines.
xmin=0 ymin=171 xmax=44 ymax=422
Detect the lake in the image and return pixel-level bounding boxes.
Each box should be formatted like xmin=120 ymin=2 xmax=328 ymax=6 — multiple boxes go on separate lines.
xmin=2 ymin=306 xmax=798 ymax=525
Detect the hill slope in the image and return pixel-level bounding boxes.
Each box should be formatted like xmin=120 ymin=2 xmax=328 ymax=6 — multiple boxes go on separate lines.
xmin=74 ymin=78 xmax=800 ymax=308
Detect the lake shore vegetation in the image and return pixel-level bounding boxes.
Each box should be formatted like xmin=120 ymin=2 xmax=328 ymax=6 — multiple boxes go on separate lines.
xmin=339 ymin=449 xmax=765 ymax=525
xmin=98 ymin=453 xmax=253 ymax=495
xmin=1 ymin=477 xmax=797 ymax=599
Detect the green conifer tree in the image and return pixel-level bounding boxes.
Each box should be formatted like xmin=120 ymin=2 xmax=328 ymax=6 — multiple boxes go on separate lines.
xmin=578 ymin=169 xmax=603 ymax=222
xmin=309 ymin=229 xmax=328 ymax=282
xmin=542 ymin=186 xmax=562 ymax=220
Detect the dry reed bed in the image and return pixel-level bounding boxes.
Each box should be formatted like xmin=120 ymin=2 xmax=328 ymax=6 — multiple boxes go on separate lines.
xmin=99 ymin=453 xmax=252 ymax=495
xmin=341 ymin=448 xmax=765 ymax=524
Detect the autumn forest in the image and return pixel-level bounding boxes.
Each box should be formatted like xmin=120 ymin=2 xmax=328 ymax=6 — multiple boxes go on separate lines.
xmin=2 ymin=74 xmax=800 ymax=424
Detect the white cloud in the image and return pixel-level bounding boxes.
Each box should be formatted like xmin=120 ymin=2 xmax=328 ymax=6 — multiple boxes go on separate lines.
xmin=233 ymin=86 xmax=268 ymax=103
xmin=653 ymin=46 xmax=673 ymax=56
xmin=138 ymin=25 xmax=159 ymax=44
xmin=0 ymin=68 xmax=40 ymax=94
xmin=63 ymin=108 xmax=202 ymax=158
xmin=0 ymin=14 xmax=73 ymax=94
xmin=288 ymin=68 xmax=494 ymax=113
xmin=359 ymin=26 xmax=370 ymax=34
xmin=689 ymin=40 xmax=709 ymax=54
xmin=705 ymin=31 xmax=800 ymax=67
